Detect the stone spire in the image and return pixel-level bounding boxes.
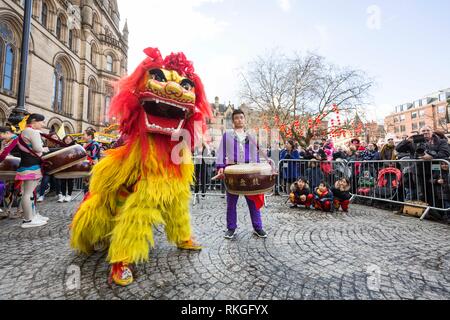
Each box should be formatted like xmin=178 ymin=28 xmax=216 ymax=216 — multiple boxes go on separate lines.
xmin=122 ymin=19 xmax=129 ymax=44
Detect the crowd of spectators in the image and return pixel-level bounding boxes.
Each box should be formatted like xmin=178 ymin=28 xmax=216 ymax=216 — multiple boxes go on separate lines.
xmin=278 ymin=126 xmax=450 ymax=223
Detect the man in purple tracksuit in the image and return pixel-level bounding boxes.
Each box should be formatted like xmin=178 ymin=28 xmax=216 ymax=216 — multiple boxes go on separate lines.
xmin=216 ymin=109 xmax=267 ymax=239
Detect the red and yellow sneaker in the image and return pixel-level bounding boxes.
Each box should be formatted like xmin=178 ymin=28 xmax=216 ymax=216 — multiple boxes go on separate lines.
xmin=109 ymin=262 xmax=134 ymax=286
xmin=177 ymin=238 xmax=203 ymax=251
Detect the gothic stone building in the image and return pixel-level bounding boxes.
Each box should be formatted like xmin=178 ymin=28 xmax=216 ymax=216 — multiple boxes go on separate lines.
xmin=0 ymin=0 xmax=128 ymax=133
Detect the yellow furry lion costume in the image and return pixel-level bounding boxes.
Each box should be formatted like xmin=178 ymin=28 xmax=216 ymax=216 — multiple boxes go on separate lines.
xmin=70 ymin=47 xmax=212 ymax=286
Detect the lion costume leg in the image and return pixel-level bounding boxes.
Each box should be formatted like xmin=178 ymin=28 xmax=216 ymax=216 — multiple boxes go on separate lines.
xmin=70 ymin=192 xmax=115 ymax=254
xmin=161 ymin=196 xmax=202 ymax=251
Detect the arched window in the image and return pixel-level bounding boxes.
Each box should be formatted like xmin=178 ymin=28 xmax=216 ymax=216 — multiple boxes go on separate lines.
xmin=104 ymin=95 xmax=111 ymax=123
xmin=2 ymin=44 xmax=14 ymax=91
xmin=93 ymin=13 xmax=100 ymax=34
xmin=52 ymin=62 xmax=64 ymax=113
xmin=90 ymin=43 xmax=97 ymax=66
xmin=104 ymin=86 xmax=114 ymax=123
xmin=68 ymin=29 xmax=73 ymax=49
xmin=41 ymin=2 xmax=48 ymax=28
xmin=56 ymin=16 xmax=62 ymax=40
xmin=106 ymin=55 xmax=113 ymax=73
xmin=87 ymin=80 xmax=96 ymax=122
xmin=50 ymin=124 xmax=59 ymax=133
xmin=0 ymin=22 xmax=16 ymax=92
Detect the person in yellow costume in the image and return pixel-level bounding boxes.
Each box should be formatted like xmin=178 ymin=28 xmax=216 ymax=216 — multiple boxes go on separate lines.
xmin=70 ymin=47 xmax=212 ymax=286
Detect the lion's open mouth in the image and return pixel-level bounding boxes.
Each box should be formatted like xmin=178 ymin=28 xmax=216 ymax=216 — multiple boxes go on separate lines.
xmin=141 ymin=95 xmax=194 ymax=135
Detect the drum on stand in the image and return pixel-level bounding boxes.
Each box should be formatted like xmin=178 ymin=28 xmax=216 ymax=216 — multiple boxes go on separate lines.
xmin=0 ymin=156 xmax=20 ymax=181
xmin=42 ymin=145 xmax=87 ymax=175
xmin=224 ymin=163 xmax=278 ymax=196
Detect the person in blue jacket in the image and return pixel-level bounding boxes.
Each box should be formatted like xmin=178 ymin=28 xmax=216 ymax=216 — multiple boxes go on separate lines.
xmin=280 ymin=140 xmax=300 ymax=192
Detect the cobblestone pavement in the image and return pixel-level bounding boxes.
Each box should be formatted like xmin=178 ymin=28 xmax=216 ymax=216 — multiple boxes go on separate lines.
xmin=0 ymin=195 xmax=450 ymax=300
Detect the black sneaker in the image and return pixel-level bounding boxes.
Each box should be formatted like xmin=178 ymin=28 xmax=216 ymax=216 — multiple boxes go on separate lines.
xmin=290 ymin=205 xmax=298 ymax=209
xmin=224 ymin=229 xmax=236 ymax=239
xmin=254 ymin=229 xmax=268 ymax=238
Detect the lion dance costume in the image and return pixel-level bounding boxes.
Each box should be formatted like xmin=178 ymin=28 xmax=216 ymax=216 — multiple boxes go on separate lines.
xmin=70 ymin=48 xmax=212 ymax=286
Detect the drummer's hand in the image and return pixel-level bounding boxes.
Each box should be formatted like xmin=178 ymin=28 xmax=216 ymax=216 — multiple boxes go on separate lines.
xmin=218 ymin=168 xmax=224 ymax=176
xmin=43 ymin=147 xmax=49 ymax=153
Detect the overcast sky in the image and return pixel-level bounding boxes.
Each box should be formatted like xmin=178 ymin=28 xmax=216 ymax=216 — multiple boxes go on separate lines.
xmin=117 ymin=0 xmax=450 ymax=123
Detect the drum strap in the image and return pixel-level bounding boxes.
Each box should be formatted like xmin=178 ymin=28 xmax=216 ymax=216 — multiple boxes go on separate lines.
xmin=247 ymin=134 xmax=276 ymax=172
xmin=18 ymin=135 xmax=52 ymax=171
xmin=0 ymin=138 xmax=18 ymax=162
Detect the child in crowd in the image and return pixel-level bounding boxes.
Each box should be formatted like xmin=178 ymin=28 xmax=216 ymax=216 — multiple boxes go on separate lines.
xmin=289 ymin=178 xmax=314 ymax=209
xmin=357 ymin=171 xmax=375 ymax=196
xmin=332 ymin=178 xmax=352 ymax=213
xmin=313 ymin=181 xmax=334 ymax=212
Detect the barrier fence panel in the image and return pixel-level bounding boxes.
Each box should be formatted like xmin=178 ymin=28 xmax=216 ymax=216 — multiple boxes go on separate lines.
xmin=192 ymin=156 xmax=226 ymax=204
xmin=192 ymin=156 xmax=450 ymax=220
xmin=69 ymin=178 xmax=85 ymax=202
xmin=348 ymin=159 xmax=450 ymax=220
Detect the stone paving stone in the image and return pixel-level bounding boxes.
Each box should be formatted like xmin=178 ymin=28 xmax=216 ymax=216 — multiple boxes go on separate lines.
xmin=0 ymin=196 xmax=449 ymax=300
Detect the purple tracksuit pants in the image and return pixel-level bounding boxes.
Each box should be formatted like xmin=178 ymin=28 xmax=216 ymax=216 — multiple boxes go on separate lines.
xmin=226 ymin=192 xmax=263 ymax=231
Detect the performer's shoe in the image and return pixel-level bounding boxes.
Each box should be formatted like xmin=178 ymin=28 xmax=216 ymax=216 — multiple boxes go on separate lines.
xmin=224 ymin=229 xmax=236 ymax=239
xmin=177 ymin=238 xmax=203 ymax=251
xmin=109 ymin=262 xmax=133 ymax=286
xmin=254 ymin=229 xmax=268 ymax=238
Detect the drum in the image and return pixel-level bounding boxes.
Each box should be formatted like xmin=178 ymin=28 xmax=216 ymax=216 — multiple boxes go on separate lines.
xmin=42 ymin=145 xmax=87 ymax=175
xmin=54 ymin=160 xmax=92 ymax=179
xmin=0 ymin=156 xmax=20 ymax=181
xmin=224 ymin=163 xmax=278 ymax=196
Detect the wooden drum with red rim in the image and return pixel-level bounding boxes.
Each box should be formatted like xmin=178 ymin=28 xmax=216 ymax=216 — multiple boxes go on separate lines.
xmin=42 ymin=145 xmax=87 ymax=175
xmin=224 ymin=163 xmax=277 ymax=196
xmin=54 ymin=160 xmax=92 ymax=179
xmin=0 ymin=156 xmax=20 ymax=181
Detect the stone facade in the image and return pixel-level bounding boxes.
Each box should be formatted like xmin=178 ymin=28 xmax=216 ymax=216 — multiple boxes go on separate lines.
xmin=0 ymin=0 xmax=128 ymax=133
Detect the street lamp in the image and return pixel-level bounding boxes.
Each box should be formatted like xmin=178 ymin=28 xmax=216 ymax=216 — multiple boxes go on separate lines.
xmin=8 ymin=0 xmax=33 ymax=127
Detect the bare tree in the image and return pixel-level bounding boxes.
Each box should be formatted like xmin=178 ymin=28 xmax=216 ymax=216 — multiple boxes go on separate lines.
xmin=311 ymin=64 xmax=373 ymax=117
xmin=240 ymin=49 xmax=374 ymax=146
xmin=240 ymin=49 xmax=323 ymax=125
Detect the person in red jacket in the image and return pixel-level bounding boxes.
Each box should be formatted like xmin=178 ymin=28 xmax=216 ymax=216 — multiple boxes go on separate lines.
xmin=289 ymin=178 xmax=314 ymax=209
xmin=313 ymin=181 xmax=334 ymax=212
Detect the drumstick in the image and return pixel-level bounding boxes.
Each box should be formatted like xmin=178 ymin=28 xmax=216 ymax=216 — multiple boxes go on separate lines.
xmin=211 ymin=173 xmax=224 ymax=181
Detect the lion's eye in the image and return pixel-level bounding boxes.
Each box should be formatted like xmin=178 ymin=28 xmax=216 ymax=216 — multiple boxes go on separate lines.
xmin=180 ymin=79 xmax=195 ymax=91
xmin=181 ymin=82 xmax=192 ymax=91
xmin=151 ymin=74 xmax=165 ymax=82
xmin=149 ymin=69 xmax=167 ymax=82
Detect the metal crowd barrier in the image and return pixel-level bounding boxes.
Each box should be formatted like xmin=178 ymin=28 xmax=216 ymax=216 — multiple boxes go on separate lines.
xmin=192 ymin=156 xmax=226 ymax=204
xmin=188 ymin=156 xmax=450 ymax=220
xmin=276 ymin=158 xmax=450 ymax=220
xmin=347 ymin=158 xmax=450 ymax=220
